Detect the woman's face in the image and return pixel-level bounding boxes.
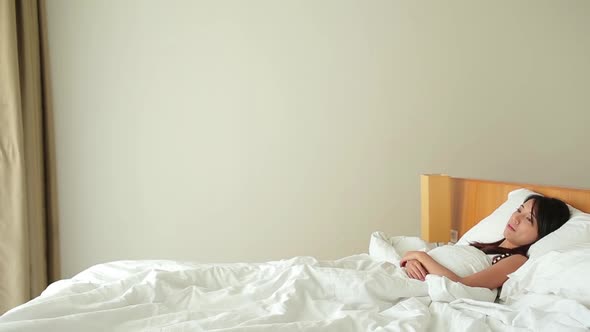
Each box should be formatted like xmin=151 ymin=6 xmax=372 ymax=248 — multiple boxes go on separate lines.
xmin=503 ymin=199 xmax=539 ymax=247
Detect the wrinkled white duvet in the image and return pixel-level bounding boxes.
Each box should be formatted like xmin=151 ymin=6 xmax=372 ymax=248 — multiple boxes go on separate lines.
xmin=1 ymin=237 xmax=589 ymax=331
xmin=0 ymin=254 xmax=494 ymax=332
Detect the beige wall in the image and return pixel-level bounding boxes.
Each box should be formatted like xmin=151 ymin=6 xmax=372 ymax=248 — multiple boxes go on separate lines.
xmin=45 ymin=0 xmax=590 ymax=278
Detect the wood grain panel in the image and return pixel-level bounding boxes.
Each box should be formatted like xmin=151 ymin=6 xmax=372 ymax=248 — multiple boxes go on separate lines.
xmin=421 ymin=174 xmax=451 ymax=242
xmin=421 ymin=175 xmax=590 ymax=241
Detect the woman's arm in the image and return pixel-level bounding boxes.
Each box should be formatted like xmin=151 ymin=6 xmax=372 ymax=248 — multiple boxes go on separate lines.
xmin=400 ymin=251 xmax=528 ymax=289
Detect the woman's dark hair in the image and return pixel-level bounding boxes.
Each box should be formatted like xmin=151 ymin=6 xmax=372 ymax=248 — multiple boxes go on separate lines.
xmin=471 ymin=195 xmax=571 ymax=257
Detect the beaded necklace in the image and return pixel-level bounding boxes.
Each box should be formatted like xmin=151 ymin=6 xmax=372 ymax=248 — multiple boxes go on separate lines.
xmin=492 ymin=253 xmax=512 ymax=264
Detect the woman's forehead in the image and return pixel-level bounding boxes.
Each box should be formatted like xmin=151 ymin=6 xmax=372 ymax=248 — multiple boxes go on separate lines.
xmin=522 ymin=199 xmax=536 ymax=210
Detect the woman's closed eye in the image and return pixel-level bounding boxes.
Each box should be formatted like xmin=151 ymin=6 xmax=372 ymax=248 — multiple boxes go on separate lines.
xmin=515 ymin=206 xmax=533 ymax=223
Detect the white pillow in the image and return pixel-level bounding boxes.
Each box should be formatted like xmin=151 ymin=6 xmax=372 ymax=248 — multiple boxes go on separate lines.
xmin=500 ymin=243 xmax=590 ymax=306
xmin=456 ymin=188 xmax=538 ymax=245
xmin=456 ymin=187 xmax=590 ymax=258
xmin=528 ymin=207 xmax=590 ymax=258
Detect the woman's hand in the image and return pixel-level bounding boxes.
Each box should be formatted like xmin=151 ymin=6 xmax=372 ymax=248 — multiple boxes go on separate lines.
xmin=404 ymin=259 xmax=428 ymax=281
xmin=400 ymin=251 xmax=427 ymax=267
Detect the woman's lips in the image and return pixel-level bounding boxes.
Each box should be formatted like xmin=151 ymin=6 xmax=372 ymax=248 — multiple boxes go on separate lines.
xmin=507 ymin=224 xmax=515 ymax=231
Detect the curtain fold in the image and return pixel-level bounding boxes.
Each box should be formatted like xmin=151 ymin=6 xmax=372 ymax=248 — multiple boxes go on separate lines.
xmin=0 ymin=0 xmax=59 ymax=314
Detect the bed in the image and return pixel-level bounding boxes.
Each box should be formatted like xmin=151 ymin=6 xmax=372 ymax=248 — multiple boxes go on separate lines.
xmin=1 ymin=174 xmax=589 ymax=331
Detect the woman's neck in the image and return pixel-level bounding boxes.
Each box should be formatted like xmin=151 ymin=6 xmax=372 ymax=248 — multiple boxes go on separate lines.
xmin=499 ymin=239 xmax=518 ymax=249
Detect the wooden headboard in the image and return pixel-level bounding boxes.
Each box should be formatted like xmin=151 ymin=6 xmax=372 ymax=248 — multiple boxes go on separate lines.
xmin=421 ymin=174 xmax=590 ymax=243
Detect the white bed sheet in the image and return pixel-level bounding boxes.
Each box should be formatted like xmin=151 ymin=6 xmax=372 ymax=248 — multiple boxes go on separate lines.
xmin=0 ymin=254 xmax=488 ymax=332
xmin=1 ymin=241 xmax=589 ymax=331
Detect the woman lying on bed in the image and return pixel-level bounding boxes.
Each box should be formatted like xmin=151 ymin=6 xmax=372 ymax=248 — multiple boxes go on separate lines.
xmin=400 ymin=195 xmax=570 ymax=289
